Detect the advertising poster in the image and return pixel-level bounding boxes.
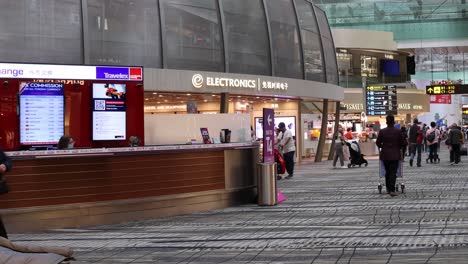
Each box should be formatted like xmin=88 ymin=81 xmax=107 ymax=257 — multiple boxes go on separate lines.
xmin=255 ymin=116 xmax=296 ymax=139
xmin=430 ymin=95 xmax=451 ymax=104
xmin=262 ymin=108 xmax=275 ymax=163
xmin=200 ymin=128 xmax=211 ymax=144
xmin=187 ymin=101 xmax=198 ymax=114
xmin=92 ymin=83 xmax=126 ymax=140
xmin=19 ymin=82 xmax=64 ymax=145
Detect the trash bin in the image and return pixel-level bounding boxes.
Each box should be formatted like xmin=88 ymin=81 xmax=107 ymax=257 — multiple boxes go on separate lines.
xmin=257 ymin=162 xmax=277 ymax=206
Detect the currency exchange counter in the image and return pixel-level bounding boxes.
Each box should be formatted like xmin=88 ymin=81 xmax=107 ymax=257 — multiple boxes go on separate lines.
xmin=1 ymin=143 xmax=259 ymax=232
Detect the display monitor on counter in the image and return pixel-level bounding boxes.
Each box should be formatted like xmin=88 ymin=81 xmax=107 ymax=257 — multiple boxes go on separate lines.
xmin=255 ymin=116 xmax=296 ymax=139
xmin=19 ymin=82 xmax=64 ymax=146
xmin=380 ymin=59 xmax=400 ymax=76
xmin=92 ymin=83 xmax=127 ymax=141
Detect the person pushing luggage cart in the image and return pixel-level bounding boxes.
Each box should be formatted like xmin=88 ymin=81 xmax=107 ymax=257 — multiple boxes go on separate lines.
xmin=376 ymin=115 xmax=405 ymax=196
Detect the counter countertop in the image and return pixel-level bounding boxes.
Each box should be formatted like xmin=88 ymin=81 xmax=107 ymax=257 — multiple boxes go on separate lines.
xmin=7 ymin=142 xmax=259 ymax=160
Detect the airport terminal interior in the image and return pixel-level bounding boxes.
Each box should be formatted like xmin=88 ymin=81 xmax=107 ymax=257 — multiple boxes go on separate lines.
xmin=0 ymin=0 xmax=468 ymax=263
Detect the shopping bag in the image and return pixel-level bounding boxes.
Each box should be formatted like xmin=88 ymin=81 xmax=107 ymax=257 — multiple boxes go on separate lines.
xmin=379 ymin=160 xmax=403 ymax=177
xmin=342 ymin=145 xmax=350 ymax=161
xmin=277 ymin=188 xmax=286 ymax=204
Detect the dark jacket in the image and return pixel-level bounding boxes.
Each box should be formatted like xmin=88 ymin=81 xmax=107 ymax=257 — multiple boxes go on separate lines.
xmin=0 ymin=150 xmax=11 ymax=172
xmin=376 ymin=126 xmax=404 ymax=160
xmin=408 ymin=123 xmax=420 ymax=144
xmin=449 ymin=128 xmax=463 ymax=145
xmin=401 ymin=131 xmax=408 ymax=146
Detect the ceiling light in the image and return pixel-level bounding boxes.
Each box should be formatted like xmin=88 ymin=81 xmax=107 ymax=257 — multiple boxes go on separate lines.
xmin=203 ymin=99 xmax=208 ymax=102
xmin=152 ymin=92 xmax=157 ymax=95
xmin=157 ymin=102 xmax=161 ymax=104
xmin=255 ymin=97 xmax=260 ymax=99
xmin=145 ymin=98 xmax=149 ymax=101
xmin=212 ymin=94 xmax=216 ymax=97
xmin=186 ymin=93 xmax=191 ymax=96
xmin=237 ymin=95 xmax=241 ymax=98
xmin=158 ymin=95 xmax=164 ymax=98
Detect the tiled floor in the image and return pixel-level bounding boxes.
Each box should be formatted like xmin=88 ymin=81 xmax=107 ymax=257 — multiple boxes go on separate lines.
xmin=11 ymin=148 xmax=468 ymax=263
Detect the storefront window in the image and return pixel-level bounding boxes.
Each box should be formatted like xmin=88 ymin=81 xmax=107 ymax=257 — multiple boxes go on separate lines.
xmin=0 ymin=0 xmax=82 ymax=64
xmin=161 ymin=0 xmax=224 ymax=72
xmin=360 ymin=55 xmax=378 ymax=77
xmin=265 ymin=0 xmax=303 ymax=79
xmin=221 ymin=0 xmax=271 ymax=76
xmin=294 ymin=0 xmax=325 ymax=82
xmin=337 ymin=52 xmax=353 ymax=76
xmin=87 ymin=0 xmax=162 ymax=67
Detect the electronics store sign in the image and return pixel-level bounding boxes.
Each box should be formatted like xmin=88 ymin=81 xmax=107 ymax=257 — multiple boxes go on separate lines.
xmin=192 ymin=74 xmax=288 ymax=91
xmin=0 ymin=63 xmax=143 ymax=81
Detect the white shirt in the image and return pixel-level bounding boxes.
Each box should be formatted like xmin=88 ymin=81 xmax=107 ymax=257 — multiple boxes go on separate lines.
xmin=280 ymin=129 xmax=296 ymax=153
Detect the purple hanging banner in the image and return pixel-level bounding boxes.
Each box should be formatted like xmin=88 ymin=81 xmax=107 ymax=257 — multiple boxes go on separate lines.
xmin=262 ymin=108 xmax=275 ymax=163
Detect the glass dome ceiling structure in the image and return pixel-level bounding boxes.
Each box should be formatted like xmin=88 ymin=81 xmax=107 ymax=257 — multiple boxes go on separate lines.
xmin=315 ymin=0 xmax=468 ymax=41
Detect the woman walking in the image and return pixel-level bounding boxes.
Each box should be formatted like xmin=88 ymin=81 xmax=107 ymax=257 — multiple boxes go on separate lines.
xmin=333 ymin=127 xmax=346 ymax=168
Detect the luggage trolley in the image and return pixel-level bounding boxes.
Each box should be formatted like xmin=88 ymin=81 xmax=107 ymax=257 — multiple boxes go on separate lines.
xmin=378 ymin=160 xmax=405 ymax=194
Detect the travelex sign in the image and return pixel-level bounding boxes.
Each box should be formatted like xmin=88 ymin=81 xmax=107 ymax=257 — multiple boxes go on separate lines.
xmin=192 ymin=74 xmax=288 ymax=91
xmin=0 ymin=63 xmax=143 ymax=81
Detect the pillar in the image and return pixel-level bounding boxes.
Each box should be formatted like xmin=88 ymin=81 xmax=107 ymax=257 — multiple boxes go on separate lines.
xmin=315 ymin=99 xmax=329 ymax=162
xmin=220 ymin=93 xmax=229 ymax=113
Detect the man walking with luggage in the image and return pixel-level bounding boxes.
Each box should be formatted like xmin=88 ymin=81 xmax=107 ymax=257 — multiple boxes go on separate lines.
xmin=409 ymin=118 xmax=423 ymax=167
xmin=376 ymin=115 xmax=404 ymax=197
xmin=278 ymin=122 xmax=295 ymax=179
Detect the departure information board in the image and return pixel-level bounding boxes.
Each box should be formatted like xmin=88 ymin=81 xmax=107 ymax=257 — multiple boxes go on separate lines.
xmin=19 ymin=82 xmax=64 ymax=145
xmin=365 ymin=85 xmax=397 ymax=116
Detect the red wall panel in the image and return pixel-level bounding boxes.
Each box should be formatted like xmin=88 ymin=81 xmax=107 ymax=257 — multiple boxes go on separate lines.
xmin=0 ymin=79 xmax=144 ymax=151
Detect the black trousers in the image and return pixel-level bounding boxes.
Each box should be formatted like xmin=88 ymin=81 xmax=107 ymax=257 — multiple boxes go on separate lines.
xmin=428 ymin=143 xmax=438 ymax=161
xmin=283 ymin=151 xmax=295 ymax=176
xmin=383 ymin=160 xmax=399 ymax=193
xmin=451 ymin=144 xmax=461 ymax=164
xmin=0 ymin=216 xmax=7 ymax=239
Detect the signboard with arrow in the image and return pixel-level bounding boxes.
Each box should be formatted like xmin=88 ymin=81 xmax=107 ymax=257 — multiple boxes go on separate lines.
xmin=262 ymin=108 xmax=275 ymax=163
xmin=365 ymin=85 xmax=397 ymax=116
xmin=426 ymin=84 xmax=468 ymax=95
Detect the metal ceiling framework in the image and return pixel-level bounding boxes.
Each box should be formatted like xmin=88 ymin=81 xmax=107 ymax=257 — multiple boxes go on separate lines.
xmin=315 ymin=0 xmax=467 ymax=26
xmin=316 ymin=0 xmax=468 ymax=80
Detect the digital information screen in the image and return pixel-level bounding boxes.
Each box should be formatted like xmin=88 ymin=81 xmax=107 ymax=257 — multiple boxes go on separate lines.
xmin=19 ymin=82 xmax=64 ymax=145
xmin=365 ymin=85 xmax=398 ymax=116
xmin=426 ymin=84 xmax=468 ymax=95
xmin=92 ymin=83 xmax=126 ymax=140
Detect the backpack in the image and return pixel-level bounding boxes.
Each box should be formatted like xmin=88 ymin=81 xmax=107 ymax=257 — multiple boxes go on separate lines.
xmin=416 ymin=129 xmax=423 ymax=144
xmin=427 ymin=130 xmax=436 ymax=143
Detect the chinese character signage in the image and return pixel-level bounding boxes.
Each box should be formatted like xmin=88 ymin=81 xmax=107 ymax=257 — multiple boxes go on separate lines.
xmin=365 ymin=85 xmax=398 ymax=116
xmin=430 ymin=95 xmax=452 ymax=104
xmin=0 ymin=63 xmax=143 ymax=81
xmin=426 ymin=84 xmax=468 ymax=95
xmin=262 ymin=108 xmax=275 ymax=163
